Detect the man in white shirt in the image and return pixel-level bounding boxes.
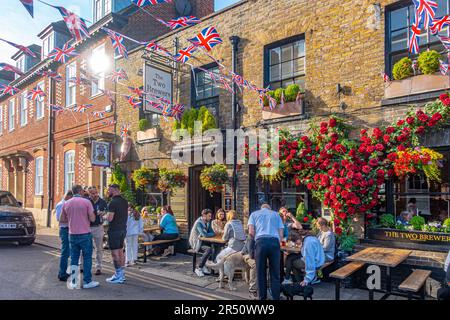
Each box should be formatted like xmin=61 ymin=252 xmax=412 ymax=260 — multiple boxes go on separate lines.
xmin=55 ymin=190 xmax=73 ymax=281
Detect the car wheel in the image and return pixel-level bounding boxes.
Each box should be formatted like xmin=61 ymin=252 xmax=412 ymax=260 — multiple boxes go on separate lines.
xmin=19 ymin=239 xmax=35 ymax=246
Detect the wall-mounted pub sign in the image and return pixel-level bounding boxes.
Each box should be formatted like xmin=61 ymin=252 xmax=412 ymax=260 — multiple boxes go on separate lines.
xmin=91 ymin=141 xmax=111 ymax=167
xmin=143 ymin=63 xmax=173 ymax=113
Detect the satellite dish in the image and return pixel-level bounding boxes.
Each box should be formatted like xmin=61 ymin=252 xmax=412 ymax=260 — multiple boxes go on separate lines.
xmin=175 ymin=0 xmax=192 ymax=16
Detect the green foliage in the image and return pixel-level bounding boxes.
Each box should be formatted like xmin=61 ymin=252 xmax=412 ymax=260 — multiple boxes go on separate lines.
xmin=173 ymin=120 xmax=181 ymax=131
xmin=392 ymin=57 xmax=414 ymax=80
xmin=122 ymin=189 xmax=136 ymax=206
xmin=284 ymin=84 xmax=301 ymax=101
xmin=174 ymin=107 xmax=217 ymax=134
xmin=200 ymin=164 xmax=229 ymax=195
xmin=132 ymin=167 xmax=157 ymax=189
xmin=395 ymin=223 xmax=406 ymax=231
xmin=295 ymin=202 xmax=306 ymax=221
xmin=156 ymin=207 xmax=162 ymax=214
xmin=274 ymin=88 xmax=284 ymax=104
xmin=158 ymin=168 xmax=187 ymax=193
xmin=410 ymin=215 xmax=426 ymax=231
xmin=187 ymin=108 xmax=198 ymax=136
xmin=180 ymin=109 xmax=190 ymax=130
xmin=379 ymin=214 xmax=395 ymax=228
xmin=418 ymin=50 xmax=441 ymax=75
xmin=338 ymin=233 xmax=357 ymax=252
xmin=443 ymin=218 xmax=450 ymax=228
xmin=138 ymin=119 xmax=150 ymax=132
xmin=135 ymin=206 xmax=142 ymax=214
xmin=197 ymin=106 xmax=208 ymax=123
xmin=110 ymin=163 xmax=128 ymax=193
xmin=202 ymin=109 xmax=217 ymax=132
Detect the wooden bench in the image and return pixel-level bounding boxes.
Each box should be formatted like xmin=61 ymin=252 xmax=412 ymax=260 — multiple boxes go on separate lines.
xmin=398 ymin=269 xmax=432 ymax=300
xmin=330 ymin=262 xmax=365 ymax=300
xmin=141 ymin=238 xmax=180 ymax=263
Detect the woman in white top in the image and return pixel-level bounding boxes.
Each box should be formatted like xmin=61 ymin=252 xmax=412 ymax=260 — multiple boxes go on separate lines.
xmin=125 ymin=205 xmax=144 ymax=266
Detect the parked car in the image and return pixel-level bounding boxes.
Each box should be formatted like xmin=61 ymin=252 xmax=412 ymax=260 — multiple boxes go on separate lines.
xmin=0 ymin=191 xmax=36 ymax=245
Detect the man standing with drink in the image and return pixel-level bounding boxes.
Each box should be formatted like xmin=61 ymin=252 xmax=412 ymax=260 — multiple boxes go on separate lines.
xmin=88 ymin=186 xmax=108 ymax=275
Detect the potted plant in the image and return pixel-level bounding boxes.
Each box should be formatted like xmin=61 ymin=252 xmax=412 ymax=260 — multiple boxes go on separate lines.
xmin=379 ymin=213 xmax=396 ymax=229
xmin=132 ymin=167 xmax=157 ymax=190
xmin=262 ymin=84 xmax=305 ymax=120
xmin=410 ymin=215 xmax=426 ymax=231
xmin=137 ymin=119 xmax=160 ymax=142
xmin=295 ymin=202 xmax=314 ymax=229
xmin=200 ymin=164 xmax=230 ymax=195
xmin=157 ymin=168 xmax=187 ymax=193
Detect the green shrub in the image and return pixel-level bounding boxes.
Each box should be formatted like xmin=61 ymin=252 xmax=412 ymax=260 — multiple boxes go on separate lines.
xmin=443 ymin=218 xmax=450 ymax=228
xmin=173 ymin=120 xmax=181 ymax=131
xmin=180 ymin=109 xmax=190 ymax=130
xmin=418 ymin=50 xmax=441 ymax=75
xmin=395 ymin=223 xmax=406 ymax=230
xmin=122 ymin=189 xmax=136 ymax=206
xmin=284 ymin=84 xmax=301 ymax=102
xmin=110 ymin=163 xmax=128 ymax=193
xmin=138 ymin=119 xmax=150 ymax=132
xmin=410 ymin=215 xmax=426 ymax=231
xmin=274 ymin=88 xmax=284 ymax=104
xmin=187 ymin=108 xmax=198 ymax=136
xmin=339 ymin=233 xmax=357 ymax=252
xmin=197 ymin=106 xmax=208 ymax=123
xmin=295 ymin=202 xmax=306 ymax=221
xmin=380 ymin=214 xmax=395 ymax=228
xmin=392 ymin=57 xmax=414 ymax=80
xmin=202 ymin=109 xmax=217 ymax=132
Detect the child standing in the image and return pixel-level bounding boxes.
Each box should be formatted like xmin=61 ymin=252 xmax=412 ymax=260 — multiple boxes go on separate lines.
xmin=126 ymin=205 xmax=143 ymax=266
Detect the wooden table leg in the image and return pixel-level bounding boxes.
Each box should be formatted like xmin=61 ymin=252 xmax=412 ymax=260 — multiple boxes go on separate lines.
xmin=144 ymin=245 xmax=147 ymax=263
xmin=193 ymin=252 xmax=197 ymax=272
xmin=280 ymin=251 xmax=285 ymax=283
xmin=335 ymin=279 xmax=340 ymax=300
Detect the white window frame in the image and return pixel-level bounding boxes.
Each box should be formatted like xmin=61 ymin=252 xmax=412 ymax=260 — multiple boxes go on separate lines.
xmin=16 ymin=56 xmax=25 ymax=73
xmin=64 ymin=150 xmax=75 ymax=193
xmin=91 ymin=44 xmax=106 ymax=97
xmin=35 ymin=81 xmax=45 ymax=120
xmin=66 ymin=62 xmax=77 ymax=107
xmin=20 ymin=91 xmax=28 ymax=127
xmin=94 ymin=0 xmax=112 ymax=23
xmin=35 ymin=157 xmax=44 ymax=196
xmin=0 ymin=105 xmax=3 ymax=135
xmin=8 ymin=100 xmax=15 ymax=132
xmin=42 ymin=33 xmax=55 ymax=60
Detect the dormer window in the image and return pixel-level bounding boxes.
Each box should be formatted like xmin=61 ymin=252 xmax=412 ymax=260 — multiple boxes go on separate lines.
xmin=94 ymin=0 xmax=112 ymax=23
xmin=42 ymin=32 xmax=55 ymax=60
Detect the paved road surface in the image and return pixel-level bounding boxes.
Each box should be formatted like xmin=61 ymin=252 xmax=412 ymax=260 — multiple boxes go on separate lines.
xmin=0 ymin=242 xmax=237 ymax=300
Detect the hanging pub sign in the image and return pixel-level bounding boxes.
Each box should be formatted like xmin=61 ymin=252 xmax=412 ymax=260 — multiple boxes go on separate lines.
xmin=143 ymin=63 xmax=173 ymax=113
xmin=91 ymin=141 xmax=111 ymax=167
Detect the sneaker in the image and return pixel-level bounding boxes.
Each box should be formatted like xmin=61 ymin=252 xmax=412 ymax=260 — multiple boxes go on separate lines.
xmin=58 ymin=273 xmax=70 ymax=282
xmin=202 ymin=266 xmax=211 ymax=275
xmin=95 ymin=270 xmax=102 ymax=276
xmin=106 ymin=275 xmax=125 ymax=284
xmin=106 ymin=274 xmax=120 ymax=282
xmin=282 ymin=277 xmax=293 ymax=285
xmin=195 ymin=268 xmax=205 ymax=277
xmin=83 ymin=281 xmax=99 ymax=289
xmin=311 ymin=277 xmax=321 ymax=285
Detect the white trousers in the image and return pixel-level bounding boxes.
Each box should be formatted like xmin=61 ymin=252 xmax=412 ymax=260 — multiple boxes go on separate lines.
xmin=126 ymin=235 xmax=139 ymax=263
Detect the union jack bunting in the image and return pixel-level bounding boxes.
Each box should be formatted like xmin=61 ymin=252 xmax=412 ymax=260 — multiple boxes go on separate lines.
xmin=440 ymin=60 xmax=449 ymax=75
xmin=174 ymin=45 xmax=197 ymax=64
xmin=258 ymin=94 xmax=265 ymax=109
xmin=157 ymin=97 xmax=172 ymax=105
xmin=48 ymin=43 xmax=78 ymax=63
xmin=0 ymin=63 xmax=24 ymax=75
xmin=27 ymin=86 xmax=46 ymax=101
xmin=68 ymin=75 xmax=91 ymax=86
xmin=232 ymin=73 xmax=245 ymax=87
xmin=39 ymin=70 xmax=63 ymax=82
xmin=19 ymin=0 xmax=34 ymax=18
xmin=0 ymin=84 xmax=20 ymax=95
xmin=101 ymin=119 xmax=117 ymax=126
xmin=413 ymin=0 xmax=438 ymax=28
xmin=219 ymin=78 xmax=234 ymax=93
xmin=430 ymin=15 xmax=450 ymax=35
xmin=92 ymin=111 xmax=105 ymax=118
xmin=73 ymin=104 xmax=93 ymax=113
xmin=382 ymin=72 xmax=391 ymax=83
xmin=120 ymin=125 xmax=129 ymax=139
xmin=107 ymin=69 xmax=128 ymax=83
xmin=188 ymin=26 xmax=223 ymax=51
xmin=103 ymin=28 xmax=128 ymax=59
xmin=126 ymin=96 xmax=142 ymax=109
xmin=280 ymin=90 xmax=285 ymax=109
xmin=409 ymin=24 xmax=421 ymax=54
xmin=170 ymin=104 xmax=185 ymax=120
xmin=268 ymin=96 xmax=277 ymax=110
xmin=48 ymin=5 xmax=90 ymax=43
xmin=128 ymin=86 xmax=144 ymax=97
xmin=0 ymin=38 xmax=36 ymax=58
xmin=144 ymin=42 xmax=173 ymax=58
xmin=49 ymin=104 xmax=64 ymax=112
xmin=438 ymin=35 xmax=450 ymax=50
xmin=160 ymin=16 xmax=201 ymax=30
xmin=131 ymin=0 xmax=172 ymax=6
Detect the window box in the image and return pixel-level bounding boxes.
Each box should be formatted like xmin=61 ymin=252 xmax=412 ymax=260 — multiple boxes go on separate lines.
xmin=136 ymin=127 xmax=161 ymax=143
xmin=384 ymin=73 xmax=450 ymax=100
xmin=261 ymin=99 xmax=305 ymax=121
xmin=368 ymin=227 xmax=450 ymax=246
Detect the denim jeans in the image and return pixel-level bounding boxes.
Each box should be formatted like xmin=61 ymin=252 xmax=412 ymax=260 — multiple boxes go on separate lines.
xmin=58 ymin=227 xmax=70 ymax=278
xmin=69 ymin=233 xmax=93 ymax=284
xmin=255 ymin=237 xmax=281 ymax=300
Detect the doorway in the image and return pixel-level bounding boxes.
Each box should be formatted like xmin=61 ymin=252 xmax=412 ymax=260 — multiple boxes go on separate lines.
xmin=189 ymin=165 xmax=223 ymax=229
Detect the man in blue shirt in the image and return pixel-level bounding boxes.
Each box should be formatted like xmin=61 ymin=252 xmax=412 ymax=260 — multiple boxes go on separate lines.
xmin=55 ymin=190 xmax=73 ymax=281
xmin=248 ymin=203 xmax=284 ymax=300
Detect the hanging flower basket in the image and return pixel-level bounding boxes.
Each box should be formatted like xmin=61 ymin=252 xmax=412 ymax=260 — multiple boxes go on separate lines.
xmin=157 ymin=168 xmax=187 ymax=193
xmin=200 ymin=164 xmax=230 ymax=195
xmin=132 ymin=167 xmax=157 ymax=189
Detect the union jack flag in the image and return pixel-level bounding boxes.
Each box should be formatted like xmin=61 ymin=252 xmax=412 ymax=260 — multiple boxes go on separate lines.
xmin=73 ymin=104 xmax=93 ymax=113
xmin=107 ymin=69 xmax=128 ymax=83
xmin=0 ymin=38 xmax=36 ymax=58
xmin=438 ymin=35 xmax=450 ymax=50
xmin=120 ymin=125 xmax=129 ymax=139
xmin=103 ymin=28 xmax=128 ymax=59
xmin=19 ymin=0 xmax=34 ymax=18
xmin=219 ymin=78 xmax=234 ymax=93
xmin=157 ymin=97 xmax=172 ymax=105
xmin=268 ymin=96 xmax=277 ymax=110
xmin=159 ymin=16 xmax=201 ymax=30
xmin=131 ymin=0 xmax=172 ymax=6
xmin=232 ymin=73 xmax=245 ymax=87
xmin=92 ymin=111 xmax=105 ymax=118
xmin=48 ymin=42 xmax=78 ymax=63
xmin=169 ymin=104 xmax=185 ymax=120
xmin=68 ymin=74 xmax=91 ymax=86
xmin=409 ymin=24 xmax=421 ymax=54
xmin=188 ymin=26 xmax=223 ymax=51
xmin=101 ymin=119 xmax=117 ymax=126
xmin=128 ymin=86 xmax=144 ymax=97
xmin=440 ymin=60 xmax=449 ymax=75
xmin=413 ymin=0 xmax=438 ymax=28
xmin=382 ymin=72 xmax=391 ymax=83
xmin=27 ymin=86 xmax=46 ymax=101
xmin=49 ymin=5 xmax=90 ymax=43
xmin=0 ymin=63 xmax=24 ymax=75
xmin=258 ymin=94 xmax=265 ymax=108
xmin=0 ymin=84 xmax=20 ymax=96
xmin=175 ymin=45 xmax=197 ymax=63
xmin=49 ymin=104 xmax=65 ymax=115
xmin=126 ymin=96 xmax=142 ymax=109
xmin=430 ymin=15 xmax=450 ymax=35
xmin=145 ymin=41 xmax=172 ymax=57
xmin=39 ymin=70 xmax=63 ymax=82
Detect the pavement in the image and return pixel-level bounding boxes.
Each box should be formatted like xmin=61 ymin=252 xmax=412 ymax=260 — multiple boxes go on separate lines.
xmin=3 ymin=226 xmax=407 ymax=300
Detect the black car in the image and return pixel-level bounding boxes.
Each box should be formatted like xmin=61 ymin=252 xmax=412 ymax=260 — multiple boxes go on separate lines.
xmin=0 ymin=191 xmax=36 ymax=245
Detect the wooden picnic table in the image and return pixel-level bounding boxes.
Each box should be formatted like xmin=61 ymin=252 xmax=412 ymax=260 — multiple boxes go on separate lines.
xmin=281 ymin=245 xmax=301 ymax=254
xmin=195 ymin=235 xmax=227 ymax=276
xmin=346 ymin=247 xmax=412 ymax=300
xmin=144 ymin=225 xmax=160 ymax=233
xmin=199 ymin=235 xmax=227 ymax=245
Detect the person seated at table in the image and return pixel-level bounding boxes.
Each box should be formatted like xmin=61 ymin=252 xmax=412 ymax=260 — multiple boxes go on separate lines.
xmin=140 ymin=207 xmax=155 ymax=250
xmin=206 ymin=210 xmax=246 ymax=267
xmin=189 ymin=209 xmax=216 ymax=277
xmin=212 ymin=208 xmax=227 ymax=235
xmin=152 ymin=206 xmax=179 ymax=257
xmin=316 ymin=218 xmax=336 ymax=262
xmin=279 ymin=207 xmax=303 ymax=240
xmin=286 ymin=231 xmax=325 ymax=286
xmin=397 ymin=211 xmax=412 ymax=226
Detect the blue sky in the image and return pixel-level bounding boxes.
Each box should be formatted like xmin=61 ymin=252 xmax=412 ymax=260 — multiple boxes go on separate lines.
xmin=0 ymin=0 xmax=239 ymax=65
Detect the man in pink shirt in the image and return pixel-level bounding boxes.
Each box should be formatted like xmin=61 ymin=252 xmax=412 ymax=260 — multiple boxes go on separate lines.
xmin=60 ymin=185 xmax=99 ymax=289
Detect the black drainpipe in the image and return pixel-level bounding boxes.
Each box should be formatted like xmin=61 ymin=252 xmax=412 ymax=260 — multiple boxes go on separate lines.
xmin=230 ymin=35 xmax=240 ymax=211
xmin=46 ymin=77 xmax=55 ymax=227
